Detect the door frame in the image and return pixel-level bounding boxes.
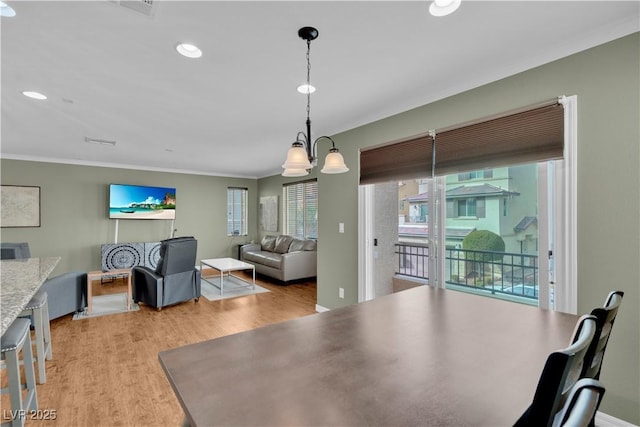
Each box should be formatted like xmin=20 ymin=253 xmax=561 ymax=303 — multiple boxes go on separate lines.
xmin=358 ymin=95 xmax=578 ymax=312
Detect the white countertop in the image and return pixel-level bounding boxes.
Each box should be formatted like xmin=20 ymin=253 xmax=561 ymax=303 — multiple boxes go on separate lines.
xmin=0 ymin=257 xmax=60 ymax=336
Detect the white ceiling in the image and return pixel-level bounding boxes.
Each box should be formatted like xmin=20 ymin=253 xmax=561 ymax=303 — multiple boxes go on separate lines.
xmin=1 ymin=1 xmax=638 ymax=178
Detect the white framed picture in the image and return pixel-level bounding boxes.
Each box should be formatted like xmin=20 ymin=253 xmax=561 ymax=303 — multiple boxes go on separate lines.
xmin=259 ymin=195 xmax=278 ymax=232
xmin=1 ymin=185 xmax=41 ymax=227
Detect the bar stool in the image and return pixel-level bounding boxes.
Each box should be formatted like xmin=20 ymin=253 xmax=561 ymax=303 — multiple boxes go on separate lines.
xmin=1 ymin=318 xmax=38 ymax=427
xmin=19 ymin=289 xmax=52 ymax=384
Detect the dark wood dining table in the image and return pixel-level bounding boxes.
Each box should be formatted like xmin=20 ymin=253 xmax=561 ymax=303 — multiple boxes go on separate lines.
xmin=159 ymin=285 xmax=579 ymax=427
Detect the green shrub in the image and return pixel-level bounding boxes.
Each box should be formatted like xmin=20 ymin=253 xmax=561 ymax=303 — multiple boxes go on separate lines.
xmin=462 ymin=230 xmax=505 ymax=263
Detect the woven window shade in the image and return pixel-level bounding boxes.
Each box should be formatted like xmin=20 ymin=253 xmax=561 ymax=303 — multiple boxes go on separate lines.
xmin=359 ymin=100 xmax=564 ymax=184
xmin=434 ymin=103 xmax=564 ymax=176
xmin=359 ymin=133 xmax=434 ymax=185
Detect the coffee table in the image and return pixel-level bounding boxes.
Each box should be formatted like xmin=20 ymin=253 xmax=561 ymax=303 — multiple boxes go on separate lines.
xmin=200 ymin=258 xmax=255 ymax=296
xmin=86 ymin=268 xmax=132 ymax=315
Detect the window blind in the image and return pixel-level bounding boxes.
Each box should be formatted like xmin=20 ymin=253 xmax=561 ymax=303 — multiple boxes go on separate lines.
xmin=360 ymin=133 xmax=434 ymax=185
xmin=227 ymin=187 xmax=248 ymax=236
xmin=283 ymin=180 xmax=318 ymax=239
xmin=359 ymin=100 xmax=564 ymax=184
xmin=433 ymin=102 xmax=564 ymax=176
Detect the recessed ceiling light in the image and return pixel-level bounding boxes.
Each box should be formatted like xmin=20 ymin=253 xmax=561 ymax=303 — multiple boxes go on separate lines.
xmin=297 ymin=84 xmax=316 ymax=94
xmin=429 ymin=0 xmax=461 ymax=17
xmin=22 ymin=91 xmax=47 ymax=100
xmin=0 ymin=2 xmax=16 ymax=17
xmin=176 ymin=43 xmax=202 ymax=59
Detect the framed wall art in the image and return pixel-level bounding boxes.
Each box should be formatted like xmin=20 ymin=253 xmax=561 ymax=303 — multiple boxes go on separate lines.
xmin=259 ymin=195 xmax=278 ymax=232
xmin=1 ymin=185 xmax=41 ymax=227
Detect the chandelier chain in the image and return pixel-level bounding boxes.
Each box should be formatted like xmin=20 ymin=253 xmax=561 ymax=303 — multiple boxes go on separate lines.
xmin=306 ymin=40 xmax=311 ymax=121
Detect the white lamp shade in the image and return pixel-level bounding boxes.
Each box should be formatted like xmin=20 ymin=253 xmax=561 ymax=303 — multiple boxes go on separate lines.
xmin=282 ymin=167 xmax=310 ymax=177
xmin=282 ymin=145 xmax=313 ymax=170
xmin=429 ymin=0 xmax=461 ymax=16
xmin=321 ymin=151 xmax=349 ymax=174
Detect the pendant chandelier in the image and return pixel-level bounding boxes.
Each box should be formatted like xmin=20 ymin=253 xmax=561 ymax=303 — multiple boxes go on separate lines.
xmin=282 ymin=26 xmax=349 ymax=177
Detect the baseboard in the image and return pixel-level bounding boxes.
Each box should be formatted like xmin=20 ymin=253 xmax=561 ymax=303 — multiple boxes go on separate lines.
xmin=596 ymin=411 xmax=638 ymax=427
xmin=315 ymin=304 xmax=330 ymax=313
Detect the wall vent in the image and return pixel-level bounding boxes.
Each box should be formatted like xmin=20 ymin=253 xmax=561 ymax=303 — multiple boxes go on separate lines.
xmin=111 ymin=0 xmax=158 ymax=18
xmin=85 ymin=136 xmax=116 ymax=147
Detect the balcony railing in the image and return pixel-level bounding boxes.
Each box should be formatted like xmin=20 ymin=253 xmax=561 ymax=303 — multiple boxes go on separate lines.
xmin=395 ymin=242 xmax=429 ymax=281
xmin=395 ymin=243 xmax=539 ymax=300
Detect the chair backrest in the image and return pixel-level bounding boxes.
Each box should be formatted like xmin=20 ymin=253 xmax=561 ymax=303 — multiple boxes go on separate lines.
xmin=514 ymin=314 xmax=597 ymax=427
xmin=0 ymin=242 xmax=31 ymax=259
xmin=582 ymin=290 xmax=624 ymax=380
xmin=552 ymin=378 xmax=605 ymax=427
xmin=155 ymin=236 xmax=197 ymax=276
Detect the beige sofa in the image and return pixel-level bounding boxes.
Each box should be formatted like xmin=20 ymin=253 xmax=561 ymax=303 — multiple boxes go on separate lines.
xmin=240 ymin=235 xmax=317 ymax=282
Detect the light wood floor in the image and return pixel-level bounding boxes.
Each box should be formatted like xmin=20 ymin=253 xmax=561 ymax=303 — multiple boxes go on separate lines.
xmin=4 ymin=273 xmax=317 ymax=426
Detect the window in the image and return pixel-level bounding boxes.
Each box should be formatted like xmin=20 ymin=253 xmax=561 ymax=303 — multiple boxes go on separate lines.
xmin=227 ymin=187 xmax=248 ymax=236
xmin=447 ymin=197 xmax=485 ymax=218
xmin=283 ymin=180 xmax=318 ymax=239
xmin=360 ymin=96 xmax=577 ymax=312
xmin=458 ymin=170 xmax=493 ymax=181
xmin=457 ymin=198 xmax=476 ymax=217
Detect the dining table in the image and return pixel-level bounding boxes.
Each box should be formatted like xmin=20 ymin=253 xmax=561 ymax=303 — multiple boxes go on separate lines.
xmin=0 ymin=257 xmax=60 ymax=336
xmin=159 ymin=285 xmax=579 ymax=427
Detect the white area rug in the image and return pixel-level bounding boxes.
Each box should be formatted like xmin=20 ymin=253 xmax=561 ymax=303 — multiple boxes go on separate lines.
xmin=200 ymin=276 xmax=269 ymax=301
xmin=73 ymin=292 xmax=139 ymax=320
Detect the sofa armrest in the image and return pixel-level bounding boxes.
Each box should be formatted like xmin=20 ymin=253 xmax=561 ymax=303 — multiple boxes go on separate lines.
xmin=41 ymin=271 xmax=87 ymax=320
xmin=280 ymin=250 xmax=317 ymax=281
xmin=240 ymin=243 xmax=261 ymax=260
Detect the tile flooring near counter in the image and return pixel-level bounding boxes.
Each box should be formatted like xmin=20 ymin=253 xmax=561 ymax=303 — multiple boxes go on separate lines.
xmin=0 ymin=273 xmax=317 ymax=427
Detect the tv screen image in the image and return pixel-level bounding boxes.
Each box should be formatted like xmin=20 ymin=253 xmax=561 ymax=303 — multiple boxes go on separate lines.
xmin=109 ymin=184 xmax=176 ymax=220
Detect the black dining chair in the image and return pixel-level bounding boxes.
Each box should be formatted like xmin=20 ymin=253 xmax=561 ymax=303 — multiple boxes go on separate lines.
xmin=582 ymin=291 xmax=624 ymax=380
xmin=514 ymin=314 xmax=598 ymax=427
xmin=552 ymin=378 xmax=606 ymax=427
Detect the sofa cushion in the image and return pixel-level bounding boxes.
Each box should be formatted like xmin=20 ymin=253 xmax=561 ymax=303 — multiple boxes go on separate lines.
xmin=289 ymin=238 xmax=317 ymax=252
xmin=243 ymin=251 xmax=282 ymax=269
xmin=274 ymin=235 xmax=294 ymax=254
xmin=261 ymin=235 xmax=277 ymax=252
xmin=289 ymin=238 xmax=305 ymax=252
xmin=303 ymin=239 xmax=316 ymax=251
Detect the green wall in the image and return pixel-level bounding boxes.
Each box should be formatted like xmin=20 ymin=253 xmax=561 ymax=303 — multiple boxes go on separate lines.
xmin=304 ymin=33 xmax=639 ymax=423
xmin=1 ymin=33 xmax=638 ymax=424
xmin=257 ymin=32 xmax=639 ymax=423
xmin=0 ymin=161 xmax=258 ymax=274
xmin=256 ymin=169 xmax=318 ymax=241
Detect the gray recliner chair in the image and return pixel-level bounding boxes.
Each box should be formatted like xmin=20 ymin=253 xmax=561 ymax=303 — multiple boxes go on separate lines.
xmin=132 ymin=236 xmax=201 ymax=310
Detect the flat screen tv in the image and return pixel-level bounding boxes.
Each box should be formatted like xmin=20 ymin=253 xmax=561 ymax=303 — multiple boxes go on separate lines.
xmin=109 ymin=184 xmax=176 ymax=220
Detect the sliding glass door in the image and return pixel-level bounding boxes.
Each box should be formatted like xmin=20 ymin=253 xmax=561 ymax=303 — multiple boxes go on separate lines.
xmin=358 ymin=96 xmax=577 ymax=312
xmin=362 ymin=162 xmax=554 ymax=308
